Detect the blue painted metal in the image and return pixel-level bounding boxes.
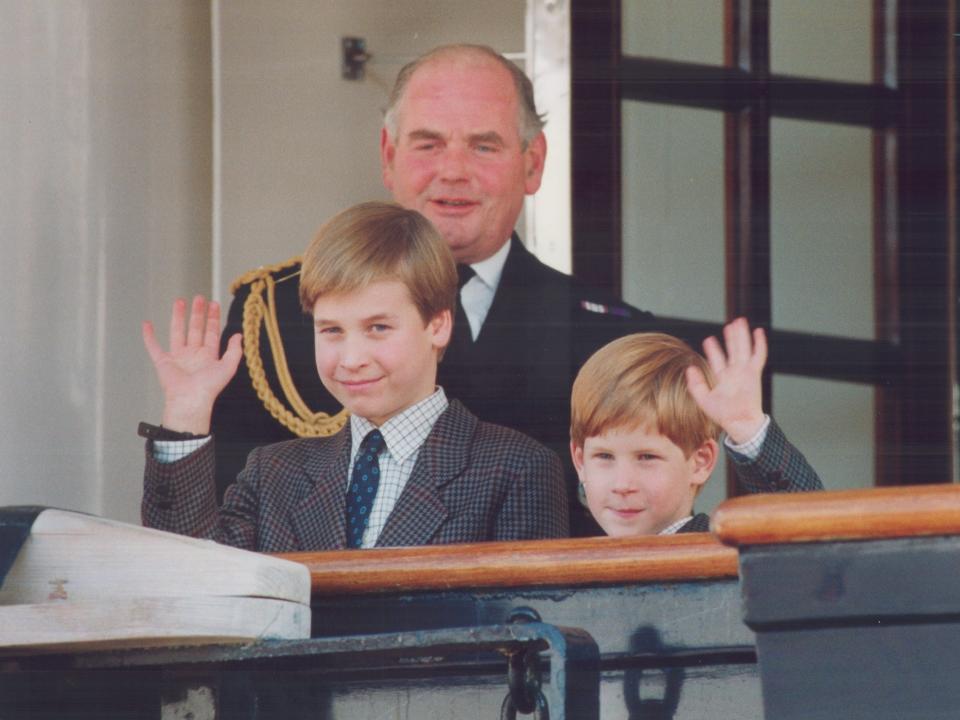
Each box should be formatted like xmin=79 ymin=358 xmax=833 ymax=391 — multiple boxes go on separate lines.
xmin=0 ymin=577 xmax=756 ymax=718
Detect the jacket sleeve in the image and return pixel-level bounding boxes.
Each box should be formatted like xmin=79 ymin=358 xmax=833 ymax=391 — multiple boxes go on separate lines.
xmin=141 ymin=439 xmax=260 ymax=550
xmin=726 ymin=418 xmax=824 ymax=494
xmin=492 ymin=443 xmax=569 ymax=540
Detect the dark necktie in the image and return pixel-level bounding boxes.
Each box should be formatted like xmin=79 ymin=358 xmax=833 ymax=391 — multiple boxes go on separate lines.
xmin=452 ymin=264 xmax=476 ymax=349
xmin=345 ymin=429 xmax=385 ymax=548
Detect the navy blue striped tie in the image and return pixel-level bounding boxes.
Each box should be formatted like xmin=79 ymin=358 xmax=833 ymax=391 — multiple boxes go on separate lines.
xmin=346 ymin=429 xmax=385 ymax=548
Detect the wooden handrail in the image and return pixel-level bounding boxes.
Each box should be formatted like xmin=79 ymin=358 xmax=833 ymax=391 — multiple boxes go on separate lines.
xmin=277 ymin=533 xmax=737 ymax=596
xmin=713 ymin=483 xmax=960 ymax=546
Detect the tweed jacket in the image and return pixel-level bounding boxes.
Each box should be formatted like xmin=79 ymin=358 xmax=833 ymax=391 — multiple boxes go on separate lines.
xmin=677 ymin=418 xmax=823 ymax=533
xmin=211 ymin=236 xmax=654 ymax=537
xmin=144 ymin=400 xmax=569 ymax=551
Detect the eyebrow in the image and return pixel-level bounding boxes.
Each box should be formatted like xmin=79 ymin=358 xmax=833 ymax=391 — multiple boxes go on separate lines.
xmin=404 ymin=129 xmax=507 ymax=146
xmin=469 ymin=131 xmax=506 ymax=146
xmin=405 ymin=129 xmax=444 ymax=143
xmin=314 ymin=312 xmax=397 ymax=328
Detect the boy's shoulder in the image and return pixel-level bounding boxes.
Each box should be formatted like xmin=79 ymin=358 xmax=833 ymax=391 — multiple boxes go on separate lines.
xmin=242 ymin=429 xmax=349 ymax=471
xmin=677 ymin=513 xmax=712 ymax=533
xmin=432 ymin=400 xmax=559 ymax=461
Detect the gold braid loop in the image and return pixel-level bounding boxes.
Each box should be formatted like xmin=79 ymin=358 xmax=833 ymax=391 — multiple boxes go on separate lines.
xmin=240 ymin=260 xmax=348 ymax=437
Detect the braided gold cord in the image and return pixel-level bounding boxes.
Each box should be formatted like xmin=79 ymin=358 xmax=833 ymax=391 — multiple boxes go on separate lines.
xmin=230 ymin=254 xmax=303 ymax=295
xmin=239 ymin=261 xmax=348 ymax=438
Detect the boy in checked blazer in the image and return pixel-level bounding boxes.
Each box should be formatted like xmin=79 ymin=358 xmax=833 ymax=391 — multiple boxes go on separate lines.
xmin=569 ymin=320 xmax=822 ymax=536
xmin=140 ymin=202 xmax=568 ymax=551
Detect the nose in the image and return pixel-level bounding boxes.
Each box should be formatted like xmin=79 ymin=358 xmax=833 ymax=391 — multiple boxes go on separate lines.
xmin=611 ymin=467 xmax=638 ymax=495
xmin=337 ymin=335 xmax=369 ymax=371
xmin=438 ymin=144 xmax=469 ymax=183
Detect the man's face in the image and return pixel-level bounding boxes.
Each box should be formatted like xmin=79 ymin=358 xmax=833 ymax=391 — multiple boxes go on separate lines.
xmin=312 ymin=280 xmax=451 ymax=426
xmin=571 ymin=424 xmax=717 ymax=537
xmin=381 ymin=55 xmax=546 ymax=265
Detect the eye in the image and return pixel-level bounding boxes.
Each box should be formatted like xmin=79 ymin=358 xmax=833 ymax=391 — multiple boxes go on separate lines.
xmin=475 ymin=142 xmax=501 ymax=154
xmin=316 ymin=326 xmax=341 ymax=337
xmin=591 ymin=451 xmax=614 ymax=461
xmin=369 ymin=323 xmax=391 ymax=333
xmin=636 ymin=453 xmax=659 ymax=462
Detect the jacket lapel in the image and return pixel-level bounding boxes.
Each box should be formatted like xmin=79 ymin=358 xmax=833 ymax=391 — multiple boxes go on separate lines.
xmin=289 ymin=430 xmax=351 ymax=550
xmin=376 ymin=402 xmax=476 ymax=547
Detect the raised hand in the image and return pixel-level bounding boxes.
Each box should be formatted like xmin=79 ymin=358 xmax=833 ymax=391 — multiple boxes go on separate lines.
xmin=142 ymin=295 xmax=242 ymax=434
xmin=685 ymin=317 xmax=767 ymax=445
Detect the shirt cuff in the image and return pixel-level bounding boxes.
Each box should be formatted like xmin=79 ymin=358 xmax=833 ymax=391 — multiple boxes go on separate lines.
xmin=723 ymin=415 xmax=771 ymax=460
xmin=153 ymin=436 xmax=212 ymax=464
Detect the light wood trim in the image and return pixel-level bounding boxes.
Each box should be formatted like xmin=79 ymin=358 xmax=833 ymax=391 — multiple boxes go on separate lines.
xmin=276 ymin=534 xmax=737 ymax=596
xmin=713 ymin=484 xmax=960 ymax=546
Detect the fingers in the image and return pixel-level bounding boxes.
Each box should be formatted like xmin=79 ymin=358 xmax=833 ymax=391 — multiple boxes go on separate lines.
xmin=752 ymin=326 xmax=768 ymax=369
xmin=142 ymin=320 xmax=165 ymax=365
xmin=701 ymin=335 xmax=727 ymax=376
xmin=706 ymin=317 xmax=766 ymax=371
xmin=221 ymin=333 xmax=244 ymax=376
xmin=168 ymin=298 xmax=187 ymax=351
xmin=204 ymin=300 xmax=222 ymax=350
xmin=723 ymin=317 xmax=751 ymax=365
xmin=685 ymin=365 xmax=711 ymax=408
xmin=168 ymin=295 xmax=221 ymax=350
xmin=186 ymin=295 xmax=207 ymax=347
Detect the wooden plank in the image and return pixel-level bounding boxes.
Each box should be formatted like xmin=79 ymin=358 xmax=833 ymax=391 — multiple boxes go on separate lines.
xmin=0 ymin=509 xmax=310 ymax=605
xmin=277 ymin=533 xmax=738 ymax=596
xmin=713 ymin=484 xmax=960 ymax=546
xmin=0 ymin=596 xmax=310 ymax=653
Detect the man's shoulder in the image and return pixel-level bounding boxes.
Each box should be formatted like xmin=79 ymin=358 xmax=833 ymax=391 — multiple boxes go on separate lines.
xmin=228 ymin=256 xmax=303 ymax=305
xmin=503 ymin=238 xmax=652 ymax=323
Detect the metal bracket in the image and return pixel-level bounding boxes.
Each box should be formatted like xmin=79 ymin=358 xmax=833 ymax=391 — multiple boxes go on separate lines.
xmin=53 ymin=621 xmax=599 ymax=720
xmin=341 ymin=37 xmax=369 ymax=81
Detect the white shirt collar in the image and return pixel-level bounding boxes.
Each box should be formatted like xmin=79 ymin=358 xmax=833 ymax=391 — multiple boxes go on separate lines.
xmin=658 ymin=515 xmax=694 ymax=535
xmin=466 ymin=236 xmax=512 ymax=293
xmin=349 ymin=387 xmax=448 ymax=465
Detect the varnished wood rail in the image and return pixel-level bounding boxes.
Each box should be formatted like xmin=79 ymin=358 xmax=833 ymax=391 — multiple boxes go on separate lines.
xmin=277 ymin=533 xmax=737 ymax=596
xmin=713 ymin=483 xmax=960 ymax=546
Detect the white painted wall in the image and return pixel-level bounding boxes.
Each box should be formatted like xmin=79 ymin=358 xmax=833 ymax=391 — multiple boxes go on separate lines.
xmin=1 ymin=1 xmax=211 ymax=522
xmin=214 ymin=0 xmax=526 ymax=305
xmin=1 ymin=1 xmax=530 ymax=523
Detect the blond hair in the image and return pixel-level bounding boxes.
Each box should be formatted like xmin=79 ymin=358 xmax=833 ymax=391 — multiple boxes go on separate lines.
xmin=570 ymin=333 xmax=719 ymax=456
xmin=299 ymin=202 xmax=456 ymax=324
xmin=382 ymin=44 xmax=546 ymax=149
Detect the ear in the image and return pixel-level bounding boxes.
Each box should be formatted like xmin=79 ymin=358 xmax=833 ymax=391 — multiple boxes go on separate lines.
xmin=688 ymin=438 xmax=719 ymax=488
xmin=523 ymin=131 xmax=547 ymax=195
xmin=570 ymin=441 xmax=586 ymax=481
xmin=380 ymin=127 xmax=397 ymax=192
xmin=427 ymin=309 xmax=453 ymax=351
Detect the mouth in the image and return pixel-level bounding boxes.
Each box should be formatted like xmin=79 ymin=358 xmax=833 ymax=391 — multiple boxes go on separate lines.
xmin=337 ymin=377 xmax=383 ymax=392
xmin=429 ymin=198 xmax=479 ymax=213
xmin=609 ymin=507 xmax=644 ymax=518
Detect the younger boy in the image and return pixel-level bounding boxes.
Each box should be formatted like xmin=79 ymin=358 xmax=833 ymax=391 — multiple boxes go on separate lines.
xmin=140 ymin=202 xmax=568 ymax=550
xmin=569 ymin=319 xmax=821 ymax=536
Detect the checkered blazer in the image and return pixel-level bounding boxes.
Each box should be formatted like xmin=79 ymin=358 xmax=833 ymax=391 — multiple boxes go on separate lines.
xmin=142 ymin=400 xmax=568 ymax=551
xmin=678 ymin=417 xmax=824 ymax=533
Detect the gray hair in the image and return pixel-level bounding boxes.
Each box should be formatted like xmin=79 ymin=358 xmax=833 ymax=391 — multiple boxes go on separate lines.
xmin=382 ymin=44 xmax=547 ymax=150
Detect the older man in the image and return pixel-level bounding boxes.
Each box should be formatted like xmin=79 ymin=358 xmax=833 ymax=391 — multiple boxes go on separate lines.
xmin=212 ymin=45 xmax=651 ymax=535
